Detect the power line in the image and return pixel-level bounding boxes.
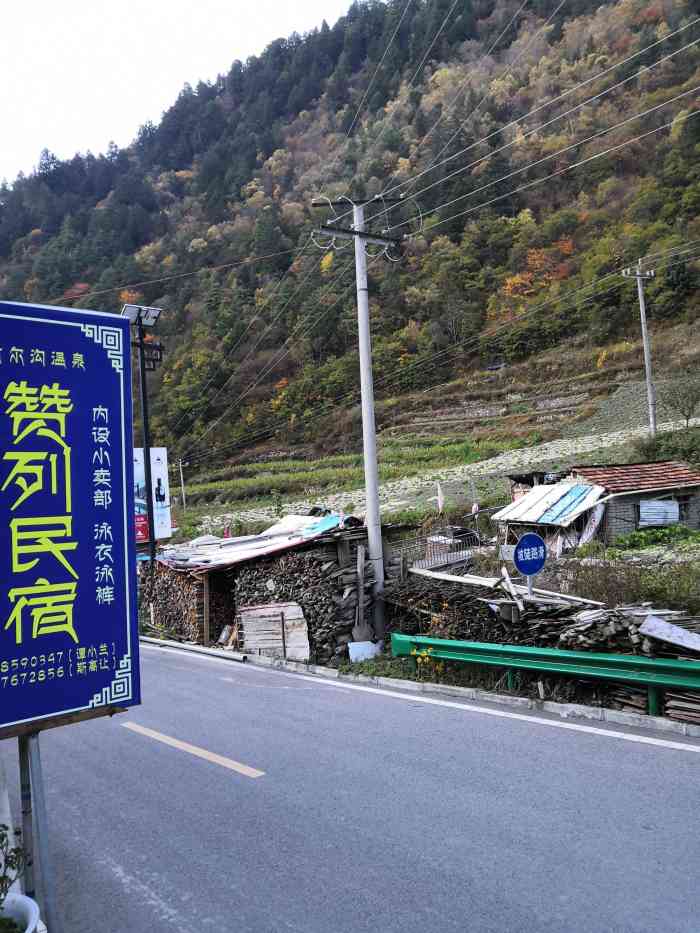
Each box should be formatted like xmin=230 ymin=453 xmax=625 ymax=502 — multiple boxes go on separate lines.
xmin=169 ymin=236 xmax=319 ymax=433
xmin=183 ymin=244 xmax=700 ymax=467
xmin=326 ymin=0 xmax=461 ymax=210
xmin=340 ymin=0 xmax=563 ymax=228
xmin=202 ymin=256 xmax=355 ymax=421
xmin=414 ymin=0 xmax=568 ymax=181
xmin=402 ymin=0 xmax=530 ymax=163
xmin=374 ymin=35 xmax=700 ymax=225
xmin=50 ymin=245 xmax=301 ymax=307
xmin=183 ymin=255 xmax=362 ymax=455
xmin=170 ymin=239 xmax=327 ymax=433
xmin=390 ymin=95 xmax=700 ymax=234
xmin=170 ymin=2 xmax=415 ymax=437
xmin=362 ymin=15 xmax=700 ymax=224
xmin=183 ymin=254 xmax=383 ymax=460
xmin=345 ymin=0 xmax=414 ymax=139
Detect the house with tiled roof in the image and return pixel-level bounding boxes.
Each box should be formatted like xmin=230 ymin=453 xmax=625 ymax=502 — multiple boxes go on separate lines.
xmin=569 ymin=461 xmax=700 ymax=543
xmin=492 ymin=461 xmax=700 ymax=554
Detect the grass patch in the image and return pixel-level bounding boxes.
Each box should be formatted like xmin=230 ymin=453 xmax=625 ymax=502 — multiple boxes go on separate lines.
xmin=185 ymin=435 xmax=532 ymax=508
xmin=545 ymin=559 xmax=700 ymax=614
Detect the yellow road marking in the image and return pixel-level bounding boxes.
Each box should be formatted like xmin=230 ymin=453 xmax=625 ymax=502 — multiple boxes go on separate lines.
xmin=122 ymin=722 xmax=265 ymax=778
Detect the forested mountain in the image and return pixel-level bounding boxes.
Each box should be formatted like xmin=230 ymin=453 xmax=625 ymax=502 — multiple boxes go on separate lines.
xmin=1 ymin=0 xmax=699 ymax=464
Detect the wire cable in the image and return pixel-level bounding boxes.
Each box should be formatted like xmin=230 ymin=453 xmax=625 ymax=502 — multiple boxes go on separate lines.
xmin=325 ymin=0 xmax=462 ymax=213
xmin=373 ymin=36 xmax=700 ymax=225
xmin=182 ymin=243 xmax=700 ymax=465
xmin=169 ymin=236 xmax=319 ymax=433
xmin=183 ymin=255 xmax=361 ymax=454
xmin=389 ymin=94 xmax=700 ymax=234
xmin=362 ymin=15 xmax=700 ymax=223
xmin=50 ymin=245 xmax=302 ymax=306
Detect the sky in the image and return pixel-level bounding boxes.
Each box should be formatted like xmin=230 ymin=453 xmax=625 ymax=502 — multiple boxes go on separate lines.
xmin=0 ymin=0 xmax=353 ymax=183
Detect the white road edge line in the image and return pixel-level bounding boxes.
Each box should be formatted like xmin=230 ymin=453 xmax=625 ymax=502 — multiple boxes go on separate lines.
xmin=122 ymin=722 xmax=265 ymax=777
xmin=220 ymin=677 xmax=317 ymax=690
xmin=307 ymin=679 xmax=700 ymax=754
xmin=140 ymin=642 xmax=700 ymax=754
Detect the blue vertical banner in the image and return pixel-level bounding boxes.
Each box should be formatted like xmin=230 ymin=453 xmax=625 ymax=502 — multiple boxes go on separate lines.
xmin=0 ymin=301 xmax=140 ymax=732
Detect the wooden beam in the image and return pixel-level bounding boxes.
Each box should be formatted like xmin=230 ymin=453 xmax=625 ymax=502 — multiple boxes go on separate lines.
xmin=409 ymin=566 xmax=604 ymax=606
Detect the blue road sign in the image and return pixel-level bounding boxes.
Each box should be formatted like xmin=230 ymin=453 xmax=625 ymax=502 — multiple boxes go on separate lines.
xmin=513 ymin=532 xmax=547 ymax=577
xmin=0 ymin=301 xmax=140 ymax=732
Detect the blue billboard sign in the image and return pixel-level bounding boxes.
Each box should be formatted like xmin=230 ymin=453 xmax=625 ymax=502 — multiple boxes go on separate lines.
xmin=513 ymin=532 xmax=547 ymax=577
xmin=0 ymin=301 xmax=140 ymax=733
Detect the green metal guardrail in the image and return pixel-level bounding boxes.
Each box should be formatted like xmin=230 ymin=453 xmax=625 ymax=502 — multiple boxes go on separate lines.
xmin=391 ymin=633 xmax=700 ymax=716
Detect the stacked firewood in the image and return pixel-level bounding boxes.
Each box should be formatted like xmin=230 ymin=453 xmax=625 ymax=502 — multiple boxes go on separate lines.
xmin=386 ymin=576 xmax=700 ymax=725
xmin=556 ymin=609 xmax=651 ymax=652
xmin=234 ymin=546 xmax=374 ymax=664
xmin=384 ymin=578 xmax=692 ymax=656
xmin=666 ymin=690 xmax=700 ymax=724
xmin=139 ymin=563 xmax=204 ymax=642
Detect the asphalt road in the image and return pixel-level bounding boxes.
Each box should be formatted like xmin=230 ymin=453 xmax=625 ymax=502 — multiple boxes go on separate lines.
xmin=2 ymin=644 xmax=700 ymax=933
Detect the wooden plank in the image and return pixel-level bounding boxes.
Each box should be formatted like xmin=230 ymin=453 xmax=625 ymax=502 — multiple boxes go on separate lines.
xmin=238 ymin=602 xmax=310 ymax=661
xmin=640 ymin=615 xmax=700 ymax=653
xmin=336 ymin=537 xmax=351 ymax=568
xmin=409 ymin=567 xmax=604 ymax=606
xmin=501 ymin=566 xmax=525 ymax=614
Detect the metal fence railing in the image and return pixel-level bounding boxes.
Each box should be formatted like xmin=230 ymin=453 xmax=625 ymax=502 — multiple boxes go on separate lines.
xmin=391 ymin=633 xmax=700 ymax=715
xmin=392 ymin=527 xmax=480 ymax=574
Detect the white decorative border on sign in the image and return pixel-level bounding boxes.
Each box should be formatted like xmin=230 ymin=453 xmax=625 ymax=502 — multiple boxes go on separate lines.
xmin=80 ymin=324 xmax=124 ymax=373
xmin=89 ymin=656 xmax=133 ymax=708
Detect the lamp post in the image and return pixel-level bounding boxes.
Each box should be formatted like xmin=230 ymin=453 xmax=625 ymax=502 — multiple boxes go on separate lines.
xmin=121 ymin=304 xmax=163 ymax=562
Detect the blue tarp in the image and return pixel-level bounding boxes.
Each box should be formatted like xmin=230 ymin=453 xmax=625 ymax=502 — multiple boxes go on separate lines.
xmin=537 ymin=485 xmax=594 ymax=525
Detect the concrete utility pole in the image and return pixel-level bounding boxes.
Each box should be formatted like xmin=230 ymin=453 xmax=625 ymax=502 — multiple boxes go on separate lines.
xmin=623 ymin=260 xmax=656 ymax=437
xmin=313 ymin=198 xmax=403 ymax=639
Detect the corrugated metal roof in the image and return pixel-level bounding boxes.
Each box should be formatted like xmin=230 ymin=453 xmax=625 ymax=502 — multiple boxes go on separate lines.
xmin=492 ymin=483 xmax=605 ymax=527
xmin=158 ymin=514 xmax=343 ymax=572
xmin=571 ymin=461 xmax=700 ymax=494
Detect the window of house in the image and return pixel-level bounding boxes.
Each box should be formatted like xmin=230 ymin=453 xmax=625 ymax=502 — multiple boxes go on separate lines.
xmin=638 ymin=498 xmax=680 ymax=528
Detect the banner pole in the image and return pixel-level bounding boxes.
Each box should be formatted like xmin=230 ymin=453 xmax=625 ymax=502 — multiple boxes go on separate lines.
xmin=18 ymin=737 xmax=35 ymax=899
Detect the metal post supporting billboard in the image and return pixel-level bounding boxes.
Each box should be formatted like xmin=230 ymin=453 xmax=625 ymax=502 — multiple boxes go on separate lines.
xmin=18 ymin=737 xmax=35 ymax=899
xmin=28 ymin=735 xmax=62 ymax=933
xmin=136 ymin=315 xmax=157 ymax=562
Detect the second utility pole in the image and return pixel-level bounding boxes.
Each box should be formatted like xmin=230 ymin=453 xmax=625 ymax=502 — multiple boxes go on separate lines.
xmin=314 ymin=198 xmax=403 ymax=640
xmin=623 ymin=259 xmax=656 ymax=437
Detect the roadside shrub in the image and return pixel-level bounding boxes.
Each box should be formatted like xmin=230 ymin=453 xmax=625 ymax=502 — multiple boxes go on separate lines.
xmin=633 ymin=427 xmax=700 ymax=466
xmin=611 ymin=525 xmax=700 ymax=550
xmin=555 ymin=560 xmax=700 ymax=614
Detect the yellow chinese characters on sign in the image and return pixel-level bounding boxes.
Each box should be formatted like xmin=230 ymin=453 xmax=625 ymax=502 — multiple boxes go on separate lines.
xmin=2 ymin=380 xmax=78 ymax=647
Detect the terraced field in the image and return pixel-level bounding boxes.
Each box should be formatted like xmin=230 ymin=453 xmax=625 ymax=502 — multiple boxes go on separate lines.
xmin=174 ymin=321 xmax=700 ymax=538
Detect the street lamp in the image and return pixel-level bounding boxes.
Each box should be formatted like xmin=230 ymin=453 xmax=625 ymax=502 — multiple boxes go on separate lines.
xmin=121 ymin=304 xmax=164 ymax=562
